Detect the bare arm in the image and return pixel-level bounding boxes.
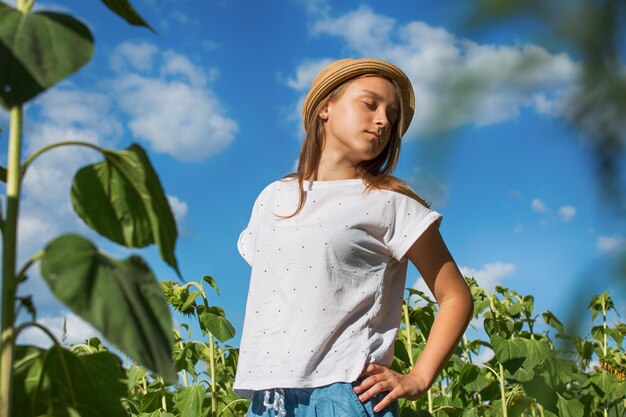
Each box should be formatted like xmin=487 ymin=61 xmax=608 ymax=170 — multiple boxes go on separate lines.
xmin=405 ymin=222 xmax=474 ymax=388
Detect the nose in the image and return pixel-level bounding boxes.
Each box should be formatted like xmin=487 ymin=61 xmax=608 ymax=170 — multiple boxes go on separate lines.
xmin=375 ymin=108 xmax=390 ymax=130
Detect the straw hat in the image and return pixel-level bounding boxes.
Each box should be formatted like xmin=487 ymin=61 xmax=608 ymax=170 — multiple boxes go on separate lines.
xmin=302 ymin=58 xmax=415 ymax=135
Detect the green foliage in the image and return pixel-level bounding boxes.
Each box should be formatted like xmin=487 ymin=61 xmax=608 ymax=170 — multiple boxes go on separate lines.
xmin=122 ymin=279 xmax=245 ymax=417
xmin=390 ymin=281 xmax=626 ymax=417
xmin=70 ymin=144 xmax=181 ymax=277
xmin=99 ymin=0 xmax=156 ymax=33
xmin=0 ymin=2 xmax=176 ymax=417
xmin=12 ymin=275 xmax=625 ymax=417
xmin=40 ymin=234 xmax=177 ymax=383
xmin=0 ymin=2 xmax=93 ymax=109
xmin=12 ymin=344 xmax=127 ymax=417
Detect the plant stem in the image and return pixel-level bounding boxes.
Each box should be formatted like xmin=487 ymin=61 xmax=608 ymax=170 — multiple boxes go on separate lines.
xmin=462 ymin=334 xmax=473 ymax=363
xmin=20 ymin=140 xmax=105 ymax=179
xmin=14 ymin=321 xmax=61 ymax=345
xmin=16 ymin=250 xmax=43 ymax=284
xmin=602 ymin=296 xmax=608 ymax=417
xmin=210 ymin=334 xmax=217 ymax=417
xmin=499 ymin=363 xmax=508 ymax=417
xmin=402 ymin=300 xmax=432 ymax=414
xmin=0 ymin=106 xmax=23 ymax=417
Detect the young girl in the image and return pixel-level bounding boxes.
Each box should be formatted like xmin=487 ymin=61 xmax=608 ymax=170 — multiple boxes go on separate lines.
xmin=234 ymin=58 xmax=474 ymax=417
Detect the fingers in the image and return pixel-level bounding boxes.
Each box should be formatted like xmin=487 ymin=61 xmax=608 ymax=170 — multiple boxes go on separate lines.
xmin=356 ymin=380 xmax=397 ymax=413
xmin=373 ymin=392 xmax=396 ymax=414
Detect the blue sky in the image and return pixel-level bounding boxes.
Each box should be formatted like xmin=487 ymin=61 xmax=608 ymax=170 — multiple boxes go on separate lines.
xmin=1 ymin=0 xmax=625 ymax=364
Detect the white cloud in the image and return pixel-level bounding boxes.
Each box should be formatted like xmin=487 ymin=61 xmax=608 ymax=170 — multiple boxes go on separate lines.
xmin=531 ymin=198 xmax=548 ymax=213
xmin=112 ymin=46 xmax=238 ymax=162
xmin=459 ymin=262 xmax=516 ymax=293
xmin=597 ymin=235 xmax=626 ymax=254
xmin=16 ymin=312 xmax=101 ymax=348
xmin=286 ymin=58 xmax=335 ymax=91
xmin=513 ymin=224 xmax=524 ymax=233
xmin=167 ymin=194 xmax=188 ymax=228
xmin=18 ymin=87 xmax=122 ymax=259
xmin=472 ymin=346 xmax=494 ymax=365
xmin=34 ymin=89 xmax=123 ymax=145
xmin=287 ymin=5 xmax=580 ymax=138
xmin=110 ymin=41 xmax=159 ymax=73
xmin=312 ymin=8 xmax=396 ymax=56
xmin=159 ymin=51 xmax=211 ymax=88
xmin=559 ymin=205 xmax=576 ymax=222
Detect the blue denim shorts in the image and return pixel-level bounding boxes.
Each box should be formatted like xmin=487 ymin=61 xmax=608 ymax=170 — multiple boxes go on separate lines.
xmin=246 ymin=375 xmax=400 ymax=417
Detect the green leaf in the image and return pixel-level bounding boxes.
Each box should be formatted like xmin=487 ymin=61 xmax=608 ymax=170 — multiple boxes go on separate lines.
xmin=484 ymin=314 xmax=514 ymax=339
xmin=524 ymin=338 xmax=551 ymax=371
xmin=180 ymin=291 xmax=201 ymax=312
xmin=174 ymin=342 xmax=199 ymax=378
xmin=508 ymin=302 xmax=524 ymax=316
xmin=588 ymin=371 xmax=614 ymax=399
xmin=175 ymin=385 xmax=206 ymax=417
xmin=199 ymin=306 xmax=236 ymax=342
xmin=610 ymin=380 xmax=626 ymax=402
xmin=0 ymin=3 xmax=93 ymax=109
xmin=70 ymin=143 xmax=181 ymax=277
xmin=12 ymin=345 xmax=45 ymax=417
xmin=126 ymin=365 xmax=147 ymax=390
xmin=556 ymin=394 xmax=583 ymax=417
xmin=392 ymin=338 xmax=411 ymax=365
xmin=491 ymin=334 xmax=528 ymax=374
xmin=99 ymin=0 xmax=155 ymax=32
xmin=40 ymin=233 xmax=177 ymax=383
xmin=451 ymin=363 xmax=479 ymax=398
xmin=542 ymin=310 xmax=565 ymax=336
xmin=460 ymin=408 xmax=481 ymax=417
xmin=522 ymin=373 xmax=558 ymax=413
xmin=13 ymin=344 xmax=127 ymax=417
xmin=202 ymin=275 xmax=220 ymax=296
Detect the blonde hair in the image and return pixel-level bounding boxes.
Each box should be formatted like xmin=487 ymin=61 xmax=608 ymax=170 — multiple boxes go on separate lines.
xmin=275 ymin=74 xmax=431 ymax=220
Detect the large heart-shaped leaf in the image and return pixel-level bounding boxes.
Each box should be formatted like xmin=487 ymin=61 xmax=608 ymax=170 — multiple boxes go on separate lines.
xmin=198 ymin=306 xmax=236 ymax=342
xmin=12 ymin=344 xmax=127 ymax=417
xmin=523 ymin=338 xmax=551 ymax=371
xmin=40 ymin=234 xmax=177 ymax=383
xmin=556 ymin=394 xmax=584 ymax=417
xmin=0 ymin=3 xmax=93 ymax=109
xmin=491 ymin=334 xmax=528 ymax=374
xmin=71 ymin=143 xmax=180 ymax=277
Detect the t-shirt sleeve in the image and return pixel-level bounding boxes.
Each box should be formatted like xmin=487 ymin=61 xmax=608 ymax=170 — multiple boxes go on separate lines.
xmin=237 ymin=185 xmax=269 ymax=267
xmin=385 ymin=193 xmax=443 ymax=263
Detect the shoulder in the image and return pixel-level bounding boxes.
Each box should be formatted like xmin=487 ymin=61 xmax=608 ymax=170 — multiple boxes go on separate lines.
xmin=255 ymin=176 xmax=297 ymax=200
xmin=367 ymin=175 xmax=432 ymax=209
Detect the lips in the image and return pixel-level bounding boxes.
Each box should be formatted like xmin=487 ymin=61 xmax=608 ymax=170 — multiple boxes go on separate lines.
xmin=366 ymin=131 xmax=380 ymax=140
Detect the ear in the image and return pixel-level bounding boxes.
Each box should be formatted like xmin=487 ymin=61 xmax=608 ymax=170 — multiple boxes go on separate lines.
xmin=318 ymin=102 xmax=330 ymax=120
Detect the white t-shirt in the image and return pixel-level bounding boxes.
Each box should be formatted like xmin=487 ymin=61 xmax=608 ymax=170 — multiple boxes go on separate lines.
xmin=232 ymin=176 xmax=443 ymax=400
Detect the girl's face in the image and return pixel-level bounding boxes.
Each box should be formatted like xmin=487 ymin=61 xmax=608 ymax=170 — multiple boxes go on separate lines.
xmin=319 ymin=76 xmax=399 ymax=164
